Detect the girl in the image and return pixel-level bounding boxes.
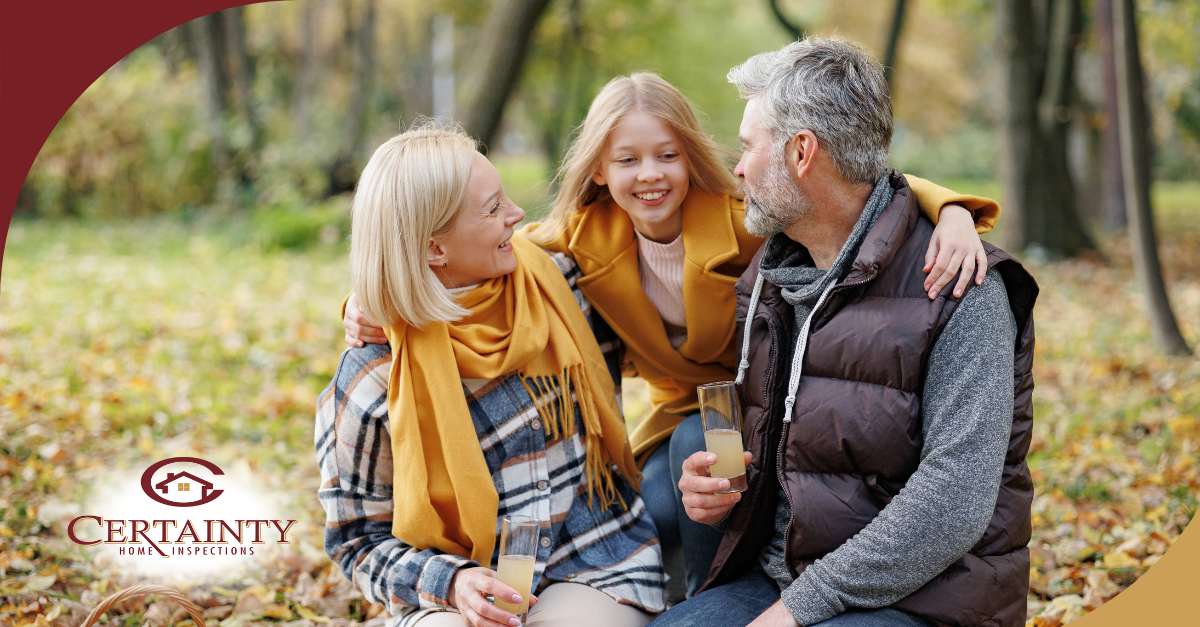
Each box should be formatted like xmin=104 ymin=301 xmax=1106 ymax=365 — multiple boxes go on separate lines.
xmin=343 ymin=73 xmax=999 ymax=600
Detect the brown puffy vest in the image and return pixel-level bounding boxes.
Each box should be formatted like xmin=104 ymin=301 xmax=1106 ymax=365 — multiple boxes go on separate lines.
xmin=705 ymin=171 xmax=1038 ymax=627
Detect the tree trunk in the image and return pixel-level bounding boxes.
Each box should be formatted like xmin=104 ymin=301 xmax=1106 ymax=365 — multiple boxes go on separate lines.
xmin=1111 ymin=0 xmax=1191 ymax=356
xmin=540 ymin=0 xmax=585 ymax=166
xmin=155 ymin=25 xmax=190 ymax=77
xmin=458 ymin=0 xmax=554 ymax=150
xmin=223 ymin=6 xmax=260 ymax=184
xmin=1096 ymin=0 xmax=1128 ymax=230
xmin=190 ymin=13 xmax=232 ymax=192
xmin=328 ymin=0 xmax=377 ymax=195
xmin=294 ymin=0 xmax=317 ymax=139
xmin=883 ymin=0 xmax=908 ymax=88
xmin=431 ymin=14 xmax=455 ymax=120
xmin=397 ymin=11 xmax=434 ymax=127
xmin=997 ymin=0 xmax=1095 ymax=258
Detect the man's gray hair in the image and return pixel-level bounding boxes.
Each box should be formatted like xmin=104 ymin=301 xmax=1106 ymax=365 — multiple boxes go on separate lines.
xmin=728 ymin=37 xmax=892 ymax=183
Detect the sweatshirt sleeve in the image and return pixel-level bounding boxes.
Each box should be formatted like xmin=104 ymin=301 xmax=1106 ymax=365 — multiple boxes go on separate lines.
xmin=905 ymin=174 xmax=1000 ymax=234
xmin=778 ymin=270 xmax=1016 ymax=625
xmin=315 ymin=344 xmax=478 ymax=616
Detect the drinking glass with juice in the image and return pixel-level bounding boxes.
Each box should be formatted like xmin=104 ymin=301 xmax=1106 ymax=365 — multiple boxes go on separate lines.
xmin=697 ymin=381 xmax=748 ymax=494
xmin=494 ymin=514 xmax=540 ymax=621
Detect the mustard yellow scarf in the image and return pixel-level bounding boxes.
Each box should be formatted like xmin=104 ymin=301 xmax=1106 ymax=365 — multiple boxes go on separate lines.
xmin=383 ymin=236 xmax=638 ymax=564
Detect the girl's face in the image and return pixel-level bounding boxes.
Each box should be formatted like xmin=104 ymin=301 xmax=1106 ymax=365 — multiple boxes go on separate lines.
xmin=429 ymin=152 xmax=526 ymax=288
xmin=592 ymin=110 xmax=691 ymax=243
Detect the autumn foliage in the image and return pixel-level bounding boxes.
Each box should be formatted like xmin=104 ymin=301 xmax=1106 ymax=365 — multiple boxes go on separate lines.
xmin=1 ymin=184 xmax=1197 ymax=626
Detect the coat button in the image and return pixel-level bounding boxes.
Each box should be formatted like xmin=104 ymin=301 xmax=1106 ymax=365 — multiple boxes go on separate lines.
xmin=537 ymin=480 xmax=550 ymax=491
xmin=531 ymin=419 xmax=542 ymax=431
xmin=565 ymin=573 xmax=576 ymax=580
xmin=540 ymin=537 xmax=552 ymax=548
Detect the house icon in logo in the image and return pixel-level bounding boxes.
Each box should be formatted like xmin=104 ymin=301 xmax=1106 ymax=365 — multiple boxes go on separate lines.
xmin=154 ymin=471 xmax=214 ymax=504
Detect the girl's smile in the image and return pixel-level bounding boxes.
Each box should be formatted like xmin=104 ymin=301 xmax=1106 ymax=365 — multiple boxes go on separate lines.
xmin=592 ymin=110 xmax=691 ymax=243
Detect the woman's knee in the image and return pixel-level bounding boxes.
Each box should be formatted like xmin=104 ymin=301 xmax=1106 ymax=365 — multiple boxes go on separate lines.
xmin=528 ymin=583 xmax=652 ymax=627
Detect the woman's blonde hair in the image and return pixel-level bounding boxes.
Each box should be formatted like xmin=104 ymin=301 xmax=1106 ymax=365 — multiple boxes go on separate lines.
xmin=351 ymin=123 xmax=477 ymax=329
xmin=525 ymin=72 xmax=739 ymax=246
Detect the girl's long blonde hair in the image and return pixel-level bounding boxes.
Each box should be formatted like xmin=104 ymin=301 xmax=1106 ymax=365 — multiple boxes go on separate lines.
xmin=525 ymin=72 xmax=739 ymax=246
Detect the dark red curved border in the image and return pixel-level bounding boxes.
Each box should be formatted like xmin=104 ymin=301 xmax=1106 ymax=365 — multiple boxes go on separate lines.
xmin=0 ymin=0 xmax=273 ymax=278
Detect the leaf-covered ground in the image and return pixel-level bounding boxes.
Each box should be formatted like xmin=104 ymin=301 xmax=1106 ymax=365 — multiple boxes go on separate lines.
xmin=1 ymin=184 xmax=1197 ymax=627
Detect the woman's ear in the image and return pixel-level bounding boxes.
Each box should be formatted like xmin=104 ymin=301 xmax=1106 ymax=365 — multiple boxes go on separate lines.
xmin=591 ymin=168 xmax=608 ymax=186
xmin=427 ymin=238 xmax=447 ymax=268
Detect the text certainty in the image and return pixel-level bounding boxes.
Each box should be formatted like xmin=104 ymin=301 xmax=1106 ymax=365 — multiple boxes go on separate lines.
xmin=68 ymin=516 xmax=298 ymax=558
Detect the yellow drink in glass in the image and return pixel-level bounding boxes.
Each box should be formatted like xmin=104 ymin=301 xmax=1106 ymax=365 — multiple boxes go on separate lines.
xmin=698 ymin=382 xmax=749 ymax=494
xmin=703 ymin=429 xmax=746 ymax=480
xmin=494 ymin=555 xmax=536 ymax=615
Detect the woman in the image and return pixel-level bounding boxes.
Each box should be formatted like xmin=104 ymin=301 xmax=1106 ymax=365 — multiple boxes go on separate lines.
xmin=315 ymin=124 xmax=663 ymax=627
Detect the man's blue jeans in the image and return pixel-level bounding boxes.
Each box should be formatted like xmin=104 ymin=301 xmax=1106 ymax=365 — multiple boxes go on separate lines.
xmin=640 ymin=412 xmax=725 ymax=599
xmin=648 ymin=570 xmax=933 ymax=627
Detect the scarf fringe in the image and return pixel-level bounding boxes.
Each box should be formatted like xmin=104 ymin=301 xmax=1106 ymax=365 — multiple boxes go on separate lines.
xmin=521 ymin=366 xmax=629 ymax=512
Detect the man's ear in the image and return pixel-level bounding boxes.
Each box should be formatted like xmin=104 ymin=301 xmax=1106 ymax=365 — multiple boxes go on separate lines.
xmin=788 ymin=130 xmax=820 ymax=182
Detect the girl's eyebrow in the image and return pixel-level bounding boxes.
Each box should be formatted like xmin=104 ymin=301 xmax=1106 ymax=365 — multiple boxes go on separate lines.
xmin=610 ymin=139 xmax=677 ymax=152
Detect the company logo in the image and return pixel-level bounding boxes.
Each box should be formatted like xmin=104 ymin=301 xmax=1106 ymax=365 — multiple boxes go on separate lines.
xmin=68 ymin=457 xmax=296 ymax=560
xmin=140 ymin=456 xmax=225 ymax=507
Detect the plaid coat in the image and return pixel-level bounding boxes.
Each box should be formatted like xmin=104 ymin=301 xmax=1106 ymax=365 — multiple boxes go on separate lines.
xmin=315 ymin=252 xmax=665 ymax=626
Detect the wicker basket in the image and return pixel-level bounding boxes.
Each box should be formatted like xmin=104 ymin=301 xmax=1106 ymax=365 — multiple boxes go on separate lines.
xmin=80 ymin=584 xmax=207 ymax=627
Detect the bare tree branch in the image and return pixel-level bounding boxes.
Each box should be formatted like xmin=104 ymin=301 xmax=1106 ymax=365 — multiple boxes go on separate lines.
xmin=883 ymin=0 xmax=908 ymax=87
xmin=766 ymin=0 xmax=805 ymax=41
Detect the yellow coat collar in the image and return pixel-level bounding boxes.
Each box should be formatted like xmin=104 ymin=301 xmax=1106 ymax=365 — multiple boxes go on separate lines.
xmin=567 ymin=189 xmax=742 ymax=366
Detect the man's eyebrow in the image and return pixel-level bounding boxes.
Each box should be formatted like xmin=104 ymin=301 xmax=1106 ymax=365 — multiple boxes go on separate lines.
xmin=738 ymin=135 xmax=748 ymax=145
xmin=479 ymin=191 xmax=500 ymax=212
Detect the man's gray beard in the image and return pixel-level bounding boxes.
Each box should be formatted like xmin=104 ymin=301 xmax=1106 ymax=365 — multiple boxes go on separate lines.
xmin=741 ymin=152 xmax=814 ymax=237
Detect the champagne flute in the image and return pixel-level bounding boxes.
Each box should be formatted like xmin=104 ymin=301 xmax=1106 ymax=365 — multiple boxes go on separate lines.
xmin=697 ymin=381 xmax=748 ymax=494
xmin=494 ymin=514 xmax=540 ymax=621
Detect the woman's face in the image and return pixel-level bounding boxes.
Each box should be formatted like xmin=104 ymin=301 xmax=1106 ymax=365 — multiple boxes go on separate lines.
xmin=592 ymin=110 xmax=691 ymax=244
xmin=430 ymin=152 xmax=526 ymax=288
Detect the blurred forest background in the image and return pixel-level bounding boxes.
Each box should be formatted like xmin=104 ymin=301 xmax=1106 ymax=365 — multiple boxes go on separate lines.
xmin=3 ymin=0 xmax=1199 ymax=626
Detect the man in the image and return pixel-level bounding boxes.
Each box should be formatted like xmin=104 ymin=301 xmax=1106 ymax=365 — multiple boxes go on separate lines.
xmin=649 ymin=37 xmax=1038 ymax=627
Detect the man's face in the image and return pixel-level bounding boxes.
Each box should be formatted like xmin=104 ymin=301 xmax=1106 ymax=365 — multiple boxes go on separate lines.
xmin=734 ymin=98 xmax=812 ymax=237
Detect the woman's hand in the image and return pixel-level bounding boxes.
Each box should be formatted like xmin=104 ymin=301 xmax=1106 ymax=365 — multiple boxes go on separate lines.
xmin=678 ymin=451 xmax=751 ymax=525
xmin=448 ymin=567 xmax=538 ymax=627
xmin=344 ymin=292 xmax=388 ymax=347
xmin=924 ymin=204 xmax=988 ymax=299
